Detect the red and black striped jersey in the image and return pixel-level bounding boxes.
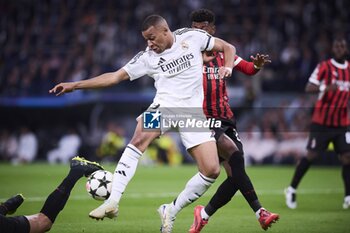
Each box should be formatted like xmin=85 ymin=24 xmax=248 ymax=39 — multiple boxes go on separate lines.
xmin=202 ymin=53 xmax=258 ymax=120
xmin=308 ymin=58 xmax=350 ymax=127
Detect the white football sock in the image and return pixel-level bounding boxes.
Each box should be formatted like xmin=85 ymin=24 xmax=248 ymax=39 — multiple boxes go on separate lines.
xmin=171 ymin=172 xmax=215 ymax=216
xmin=108 ymin=144 xmax=142 ymax=203
xmin=255 ymin=207 xmax=265 ymax=219
xmin=287 ymin=186 xmax=296 ymax=193
xmin=200 ymin=208 xmax=210 ymax=220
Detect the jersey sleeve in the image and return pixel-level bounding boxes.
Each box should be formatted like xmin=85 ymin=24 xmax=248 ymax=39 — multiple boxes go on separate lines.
xmin=190 ymin=28 xmax=214 ymax=52
xmin=308 ymin=62 xmax=326 ymax=86
xmin=233 ymin=55 xmax=258 ymax=75
xmin=123 ymin=51 xmax=148 ymax=81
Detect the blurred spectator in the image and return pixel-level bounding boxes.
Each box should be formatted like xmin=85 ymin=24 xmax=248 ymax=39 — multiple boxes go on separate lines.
xmin=241 ymin=122 xmax=278 ymax=164
xmin=0 ymin=0 xmax=349 ymax=97
xmin=96 ymin=122 xmax=126 ymax=162
xmin=0 ymin=129 xmax=18 ymax=161
xmin=12 ymin=126 xmax=38 ymax=164
xmin=47 ymin=128 xmax=81 ymax=164
xmin=143 ymin=133 xmax=183 ymax=166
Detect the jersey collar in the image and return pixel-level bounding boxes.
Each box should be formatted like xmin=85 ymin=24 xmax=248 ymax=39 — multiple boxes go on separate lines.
xmin=331 ymin=58 xmax=348 ymax=69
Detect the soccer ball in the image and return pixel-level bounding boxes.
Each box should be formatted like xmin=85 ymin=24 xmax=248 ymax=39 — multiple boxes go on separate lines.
xmin=86 ymin=170 xmax=113 ymax=201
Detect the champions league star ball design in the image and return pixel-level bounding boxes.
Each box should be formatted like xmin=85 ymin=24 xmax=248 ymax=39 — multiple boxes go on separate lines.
xmin=86 ymin=170 xmax=113 ymax=201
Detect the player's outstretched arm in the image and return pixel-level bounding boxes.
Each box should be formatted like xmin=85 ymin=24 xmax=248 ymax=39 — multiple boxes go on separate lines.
xmin=234 ymin=53 xmax=271 ymax=75
xmin=305 ymin=82 xmax=337 ymax=93
xmin=49 ymin=68 xmax=130 ymax=96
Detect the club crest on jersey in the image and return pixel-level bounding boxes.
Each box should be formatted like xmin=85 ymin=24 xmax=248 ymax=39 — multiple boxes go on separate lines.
xmin=181 ymin=41 xmax=189 ymax=50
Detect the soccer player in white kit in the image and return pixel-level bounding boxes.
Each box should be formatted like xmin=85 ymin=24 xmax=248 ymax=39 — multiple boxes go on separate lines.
xmin=49 ymin=15 xmax=236 ymax=232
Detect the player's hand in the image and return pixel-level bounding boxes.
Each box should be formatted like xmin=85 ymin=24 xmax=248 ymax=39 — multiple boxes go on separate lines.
xmin=49 ymin=82 xmax=76 ymax=96
xmin=325 ymin=83 xmax=338 ymax=92
xmin=250 ymin=53 xmax=271 ymax=69
xmin=218 ymin=66 xmax=232 ymax=78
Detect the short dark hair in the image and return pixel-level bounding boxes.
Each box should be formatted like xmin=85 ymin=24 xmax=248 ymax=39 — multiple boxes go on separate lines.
xmin=190 ymin=9 xmax=215 ymax=24
xmin=141 ymin=15 xmax=165 ymax=31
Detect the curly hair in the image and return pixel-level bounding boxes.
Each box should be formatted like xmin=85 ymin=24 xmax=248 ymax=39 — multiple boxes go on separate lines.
xmin=190 ymin=9 xmax=215 ymax=24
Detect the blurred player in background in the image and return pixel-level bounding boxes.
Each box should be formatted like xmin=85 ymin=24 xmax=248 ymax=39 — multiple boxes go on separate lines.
xmin=50 ymin=15 xmax=236 ymax=233
xmin=188 ymin=9 xmax=279 ymax=233
xmin=285 ymin=37 xmax=350 ymax=209
xmin=0 ymin=157 xmax=103 ymax=233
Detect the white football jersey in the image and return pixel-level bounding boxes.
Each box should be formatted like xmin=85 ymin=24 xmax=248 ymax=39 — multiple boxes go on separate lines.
xmin=123 ymin=28 xmax=214 ymax=102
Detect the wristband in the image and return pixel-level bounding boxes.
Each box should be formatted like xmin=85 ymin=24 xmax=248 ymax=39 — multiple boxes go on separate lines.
xmin=254 ymin=64 xmax=262 ymax=69
xmin=319 ymin=85 xmax=326 ymax=92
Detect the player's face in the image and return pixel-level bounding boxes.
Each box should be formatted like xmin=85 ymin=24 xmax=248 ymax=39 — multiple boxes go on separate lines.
xmin=142 ymin=25 xmax=169 ymax=54
xmin=191 ymin=21 xmax=215 ymax=35
xmin=332 ymin=39 xmax=348 ymax=61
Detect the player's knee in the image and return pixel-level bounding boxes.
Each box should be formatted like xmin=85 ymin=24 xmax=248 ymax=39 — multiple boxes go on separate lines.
xmin=306 ymin=151 xmax=318 ymax=161
xmin=130 ymin=135 xmax=149 ymax=152
xmin=203 ymin=165 xmax=220 ymax=179
xmin=37 ymin=213 xmax=53 ymax=232
xmin=130 ymin=132 xmax=159 ymax=152
xmin=228 ymin=151 xmax=244 ymax=166
xmin=28 ymin=213 xmax=53 ymax=233
xmin=339 ymin=152 xmax=350 ymax=165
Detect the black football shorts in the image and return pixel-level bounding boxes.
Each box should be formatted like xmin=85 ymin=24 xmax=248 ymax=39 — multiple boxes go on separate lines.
xmin=306 ymin=123 xmax=350 ymax=154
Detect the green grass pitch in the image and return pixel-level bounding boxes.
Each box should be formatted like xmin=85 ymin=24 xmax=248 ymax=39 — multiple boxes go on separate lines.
xmin=0 ymin=163 xmax=349 ymax=233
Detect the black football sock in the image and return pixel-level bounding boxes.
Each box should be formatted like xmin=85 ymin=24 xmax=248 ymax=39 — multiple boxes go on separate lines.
xmin=205 ymin=177 xmax=238 ymax=216
xmin=342 ymin=164 xmax=350 ymax=196
xmin=290 ymin=157 xmax=312 ymax=189
xmin=40 ymin=168 xmax=83 ymax=223
xmin=228 ymin=151 xmax=261 ymax=212
xmin=0 ymin=205 xmax=7 ymax=215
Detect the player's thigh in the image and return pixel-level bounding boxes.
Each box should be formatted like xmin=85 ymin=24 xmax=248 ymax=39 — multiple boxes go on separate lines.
xmin=129 ymin=118 xmax=161 ymax=152
xmin=26 ymin=213 xmax=52 ymax=233
xmin=306 ymin=124 xmax=332 ymax=153
xmin=188 ymin=140 xmax=220 ymax=178
xmin=216 ymin=129 xmax=243 ymax=160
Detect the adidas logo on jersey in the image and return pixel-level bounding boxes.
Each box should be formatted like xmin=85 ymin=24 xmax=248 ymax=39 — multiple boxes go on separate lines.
xmin=158 ymin=57 xmax=166 ymax=65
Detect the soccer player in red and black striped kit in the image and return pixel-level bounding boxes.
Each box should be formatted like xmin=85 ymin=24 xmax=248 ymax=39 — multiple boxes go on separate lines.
xmin=188 ymin=9 xmax=279 ymax=233
xmin=285 ymin=38 xmax=350 ymax=210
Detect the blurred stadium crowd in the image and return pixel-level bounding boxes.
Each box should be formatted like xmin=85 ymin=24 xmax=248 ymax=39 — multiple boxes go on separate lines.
xmin=0 ymin=0 xmax=349 ymax=165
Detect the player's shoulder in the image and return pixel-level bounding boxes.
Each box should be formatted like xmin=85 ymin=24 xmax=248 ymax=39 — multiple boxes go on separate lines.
xmin=128 ymin=48 xmax=150 ymax=64
xmin=316 ymin=59 xmax=331 ymax=69
xmin=174 ymin=27 xmax=209 ymax=37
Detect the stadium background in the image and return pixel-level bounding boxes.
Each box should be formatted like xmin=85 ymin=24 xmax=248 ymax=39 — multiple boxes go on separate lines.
xmin=1 ymin=0 xmax=350 ymax=165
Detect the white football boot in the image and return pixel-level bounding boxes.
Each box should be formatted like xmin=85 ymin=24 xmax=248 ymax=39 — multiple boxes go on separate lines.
xmin=158 ymin=204 xmax=176 ymax=233
xmin=284 ymin=186 xmax=297 ymax=209
xmin=343 ymin=196 xmax=350 ymax=209
xmin=89 ymin=200 xmax=119 ymax=220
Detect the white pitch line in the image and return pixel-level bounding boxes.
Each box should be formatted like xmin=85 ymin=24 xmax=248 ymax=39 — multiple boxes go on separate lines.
xmin=0 ymin=188 xmax=343 ymax=203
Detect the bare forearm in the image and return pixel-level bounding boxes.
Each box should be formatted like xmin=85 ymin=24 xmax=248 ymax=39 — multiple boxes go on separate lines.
xmin=223 ymin=43 xmax=235 ymax=69
xmin=49 ymin=68 xmax=129 ymax=96
xmin=211 ymin=37 xmax=235 ymax=68
xmin=305 ymin=83 xmax=320 ymax=93
xmin=74 ymin=72 xmax=121 ymax=90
